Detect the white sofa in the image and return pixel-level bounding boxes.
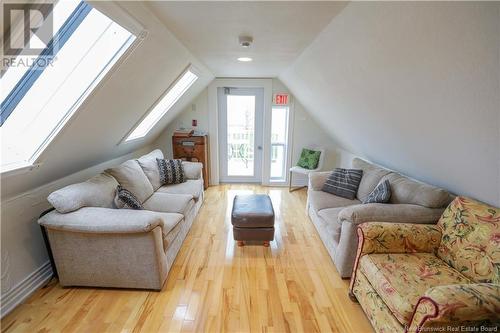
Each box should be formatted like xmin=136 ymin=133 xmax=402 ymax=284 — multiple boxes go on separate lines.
xmin=39 ymin=149 xmax=203 ymax=290
xmin=307 ymin=158 xmax=454 ymax=278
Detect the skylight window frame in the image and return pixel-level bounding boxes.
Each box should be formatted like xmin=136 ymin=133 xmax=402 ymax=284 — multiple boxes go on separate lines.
xmin=0 ymin=2 xmax=93 ymax=125
xmin=121 ymin=65 xmax=200 ymax=144
xmin=0 ymin=1 xmax=147 ymax=175
xmin=29 ymin=33 xmax=139 ymax=164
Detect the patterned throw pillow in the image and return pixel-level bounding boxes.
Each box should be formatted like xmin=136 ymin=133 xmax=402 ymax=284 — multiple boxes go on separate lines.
xmin=157 ymin=159 xmax=185 ymax=185
xmin=116 ymin=185 xmax=143 ymax=209
xmin=362 ymin=180 xmax=391 ymax=204
xmin=322 ymin=168 xmax=363 ymax=200
xmin=297 ymin=148 xmax=321 ymax=170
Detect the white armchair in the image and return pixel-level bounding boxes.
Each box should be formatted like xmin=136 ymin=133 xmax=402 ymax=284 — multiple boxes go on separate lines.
xmin=289 ymin=147 xmax=325 ymax=192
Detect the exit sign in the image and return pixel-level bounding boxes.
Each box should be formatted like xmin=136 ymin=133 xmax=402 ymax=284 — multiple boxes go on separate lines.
xmin=273 ymin=93 xmax=289 ymax=105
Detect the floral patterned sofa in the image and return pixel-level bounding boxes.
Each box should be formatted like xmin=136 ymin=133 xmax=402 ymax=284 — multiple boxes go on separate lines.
xmin=349 ymin=196 xmax=499 ymax=333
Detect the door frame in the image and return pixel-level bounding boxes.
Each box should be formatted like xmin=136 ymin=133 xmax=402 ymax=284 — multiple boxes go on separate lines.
xmin=208 ymin=79 xmax=272 ymax=185
xmin=217 ymin=87 xmax=264 ymax=183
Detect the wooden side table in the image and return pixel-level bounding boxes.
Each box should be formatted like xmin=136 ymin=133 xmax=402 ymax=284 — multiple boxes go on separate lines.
xmin=172 ymin=135 xmax=210 ymax=189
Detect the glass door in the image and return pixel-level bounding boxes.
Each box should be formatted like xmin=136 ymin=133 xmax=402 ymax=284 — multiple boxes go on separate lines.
xmin=218 ymin=87 xmax=264 ymax=183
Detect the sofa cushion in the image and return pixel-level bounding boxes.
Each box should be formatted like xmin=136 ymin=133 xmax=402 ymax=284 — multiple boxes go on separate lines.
xmin=308 ymin=190 xmax=360 ymax=212
xmin=308 ymin=171 xmax=331 ymax=191
xmin=359 ymin=253 xmax=470 ymax=324
xmin=352 ymin=158 xmax=391 ymax=202
xmin=137 ymin=149 xmax=164 ymax=191
xmin=382 ymin=173 xmax=452 ymax=208
xmin=106 ymin=160 xmax=154 ymax=203
xmin=143 ymin=192 xmax=194 ymax=214
xmin=157 ymin=179 xmax=203 ymax=201
xmin=437 ymin=197 xmax=500 ymax=284
xmin=48 ymin=173 xmax=119 ymax=213
xmin=317 ymin=207 xmax=343 ymax=239
xmin=182 ymin=161 xmax=203 ymax=180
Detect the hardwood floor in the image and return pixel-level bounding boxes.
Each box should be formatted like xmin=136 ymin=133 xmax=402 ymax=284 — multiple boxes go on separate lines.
xmin=2 ymin=185 xmax=373 ymax=333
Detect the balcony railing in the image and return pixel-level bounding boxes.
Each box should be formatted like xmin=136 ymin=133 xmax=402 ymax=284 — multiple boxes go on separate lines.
xmin=271 ymin=142 xmax=286 ymax=180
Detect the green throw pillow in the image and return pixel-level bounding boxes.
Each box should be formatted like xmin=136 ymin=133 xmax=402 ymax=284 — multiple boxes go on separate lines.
xmin=297 ymin=148 xmax=321 ymax=169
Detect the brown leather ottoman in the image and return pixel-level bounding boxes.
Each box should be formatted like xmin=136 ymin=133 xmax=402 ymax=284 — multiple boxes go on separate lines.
xmin=231 ymin=194 xmax=275 ymax=247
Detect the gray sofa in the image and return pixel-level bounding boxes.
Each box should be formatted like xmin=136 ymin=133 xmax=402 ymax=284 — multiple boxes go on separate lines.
xmin=39 ymin=149 xmax=203 ymax=290
xmin=307 ymin=158 xmax=454 ymax=278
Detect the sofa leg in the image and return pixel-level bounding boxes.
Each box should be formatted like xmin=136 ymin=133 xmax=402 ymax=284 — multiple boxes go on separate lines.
xmin=348 ymin=291 xmax=358 ymax=302
xmin=237 ymin=241 xmax=245 ymax=247
xmin=263 ymin=241 xmax=270 ymax=247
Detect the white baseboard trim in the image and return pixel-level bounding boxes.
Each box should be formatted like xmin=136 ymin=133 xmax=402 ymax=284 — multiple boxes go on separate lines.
xmin=1 ymin=261 xmax=53 ymax=318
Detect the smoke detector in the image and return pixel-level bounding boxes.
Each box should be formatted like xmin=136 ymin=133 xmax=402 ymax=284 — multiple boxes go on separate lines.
xmin=239 ymin=35 xmax=253 ymax=48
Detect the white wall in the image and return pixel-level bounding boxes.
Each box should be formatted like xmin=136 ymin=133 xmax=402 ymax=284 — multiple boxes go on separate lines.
xmin=281 ymin=2 xmax=500 ymax=206
xmin=153 ymin=88 xmax=210 ymax=159
xmin=273 ymin=79 xmax=338 ymax=186
xmin=152 ymin=78 xmax=338 ymax=186
xmin=0 ymin=146 xmax=152 ymax=317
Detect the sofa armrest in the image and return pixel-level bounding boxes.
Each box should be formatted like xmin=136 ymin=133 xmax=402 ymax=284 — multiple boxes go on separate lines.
xmin=408 ymin=283 xmax=500 ymax=332
xmin=308 ymin=171 xmax=331 ymax=190
xmin=356 ymin=222 xmax=442 ymax=255
xmin=338 ymin=203 xmax=444 ymax=225
xmin=39 ymin=207 xmax=183 ymax=237
xmin=182 ymin=161 xmax=203 ymax=180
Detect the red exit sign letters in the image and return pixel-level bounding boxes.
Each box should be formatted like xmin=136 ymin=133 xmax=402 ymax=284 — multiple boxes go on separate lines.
xmin=273 ymin=93 xmax=289 ymax=105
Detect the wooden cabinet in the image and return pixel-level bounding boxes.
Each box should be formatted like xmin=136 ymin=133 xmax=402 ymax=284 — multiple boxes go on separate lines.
xmin=172 ymin=135 xmax=210 ymax=189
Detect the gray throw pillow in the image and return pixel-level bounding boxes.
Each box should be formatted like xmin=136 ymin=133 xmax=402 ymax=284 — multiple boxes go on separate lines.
xmin=116 ymin=185 xmax=144 ymax=209
xmin=322 ymin=168 xmax=363 ymax=200
xmin=157 ymin=159 xmax=186 ymax=185
xmin=362 ymin=180 xmax=392 ymax=204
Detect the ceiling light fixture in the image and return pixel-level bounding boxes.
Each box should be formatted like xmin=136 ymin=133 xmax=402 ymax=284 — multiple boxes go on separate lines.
xmin=237 ymin=57 xmax=252 ymax=62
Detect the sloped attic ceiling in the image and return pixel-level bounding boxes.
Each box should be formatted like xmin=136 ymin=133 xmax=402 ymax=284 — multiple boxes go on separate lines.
xmin=148 ymin=1 xmax=347 ymax=77
xmin=1 ymin=1 xmax=214 ymax=198
xmin=280 ymin=2 xmax=500 ymax=206
xmin=3 ymin=1 xmax=498 ymax=207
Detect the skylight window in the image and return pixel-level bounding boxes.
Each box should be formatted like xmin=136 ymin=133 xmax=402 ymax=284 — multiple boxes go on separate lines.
xmin=0 ymin=1 xmax=137 ymax=172
xmin=125 ymin=68 xmax=198 ymax=142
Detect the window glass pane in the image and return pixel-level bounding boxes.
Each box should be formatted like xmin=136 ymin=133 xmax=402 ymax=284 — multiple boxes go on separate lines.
xmin=125 ymin=69 xmax=198 ymax=141
xmin=227 ymin=95 xmax=255 ymax=176
xmin=271 ymin=144 xmax=285 ymax=179
xmin=1 ymin=1 xmax=136 ymax=171
xmin=1 ymin=1 xmax=80 ymax=103
xmin=271 ymin=106 xmax=288 ymax=143
xmin=270 ymin=106 xmax=289 ymax=181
